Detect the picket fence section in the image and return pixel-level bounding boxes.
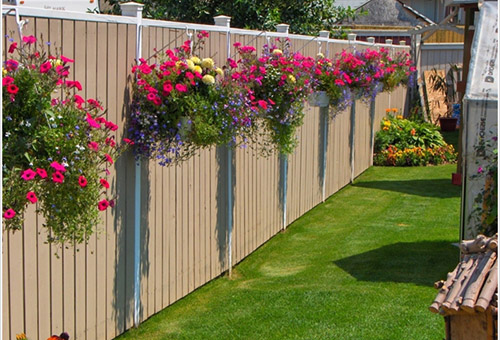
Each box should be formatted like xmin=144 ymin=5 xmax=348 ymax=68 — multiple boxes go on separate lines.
xmin=2 ymin=7 xmax=408 ymax=340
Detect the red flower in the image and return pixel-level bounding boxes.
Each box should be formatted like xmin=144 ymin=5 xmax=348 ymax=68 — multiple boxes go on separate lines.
xmin=88 ymin=141 xmax=99 ymax=151
xmin=65 ymin=80 xmax=82 ymax=91
xmin=123 ymin=138 xmax=135 ymax=145
xmin=36 ymin=168 xmax=48 ymax=178
xmin=26 ymin=191 xmax=38 ymax=204
xmin=52 ymin=171 xmax=65 ymax=183
xmin=105 ymin=137 xmax=116 ymax=147
xmin=7 ymin=84 xmax=18 ymax=95
xmin=40 ymin=61 xmax=52 ymax=73
xmin=21 ymin=169 xmax=37 ymax=181
xmin=50 ymin=161 xmax=66 ymax=172
xmin=100 ymin=178 xmax=110 ymax=189
xmin=104 ymin=153 xmax=113 ymax=164
xmin=78 ymin=175 xmax=88 ymax=187
xmin=98 ymin=199 xmax=109 ymax=211
xmin=74 ymin=94 xmax=85 ymax=108
xmin=257 ymin=100 xmax=268 ymax=110
xmin=8 ymin=42 xmax=17 ymax=53
xmin=86 ymin=113 xmax=101 ymax=128
xmin=3 ymin=209 xmax=16 ymax=219
xmin=5 ymin=59 xmax=18 ymax=71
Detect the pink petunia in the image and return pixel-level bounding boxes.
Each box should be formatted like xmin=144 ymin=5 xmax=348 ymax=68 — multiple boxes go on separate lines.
xmin=66 ymin=80 xmax=83 ymax=91
xmin=98 ymin=199 xmax=109 ymax=211
xmin=2 ymin=76 xmax=14 ymax=87
xmin=3 ymin=209 xmax=16 ymax=219
xmin=50 ymin=161 xmax=66 ymax=172
xmin=104 ymin=153 xmax=113 ymax=165
xmin=36 ymin=168 xmax=48 ymax=178
xmin=7 ymin=84 xmax=18 ymax=95
xmin=257 ymin=100 xmax=268 ymax=110
xmin=86 ymin=113 xmax=101 ymax=129
xmin=52 ymin=171 xmax=64 ymax=183
xmin=123 ymin=138 xmax=135 ymax=145
xmin=21 ymin=169 xmax=37 ymax=181
xmin=88 ymin=141 xmax=99 ymax=151
xmin=5 ymin=59 xmax=18 ymax=71
xmin=74 ymin=94 xmax=85 ymax=108
xmin=22 ymin=35 xmax=36 ymax=44
xmin=175 ymin=83 xmax=188 ymax=93
xmin=105 ymin=137 xmax=116 ymax=147
xmin=40 ymin=61 xmax=52 ymax=73
xmin=60 ymin=55 xmax=74 ymax=63
xmin=78 ymin=175 xmax=88 ymax=188
xmin=26 ymin=191 xmax=38 ymax=204
xmin=100 ymin=178 xmax=110 ymax=189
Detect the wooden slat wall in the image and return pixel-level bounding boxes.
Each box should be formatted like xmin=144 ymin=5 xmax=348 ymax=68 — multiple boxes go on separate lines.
xmin=420 ymin=45 xmax=464 ymax=75
xmin=3 ymin=15 xmax=409 ymax=340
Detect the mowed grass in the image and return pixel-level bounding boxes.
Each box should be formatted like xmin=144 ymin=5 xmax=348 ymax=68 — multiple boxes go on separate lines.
xmin=116 ymin=165 xmax=461 ymax=340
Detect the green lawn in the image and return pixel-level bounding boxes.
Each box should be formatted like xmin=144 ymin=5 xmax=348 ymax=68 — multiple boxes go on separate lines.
xmin=116 ymin=164 xmax=461 ymax=340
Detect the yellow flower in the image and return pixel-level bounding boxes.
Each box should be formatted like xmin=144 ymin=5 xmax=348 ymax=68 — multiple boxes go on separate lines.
xmin=272 ymin=49 xmax=283 ymax=55
xmin=327 ymin=62 xmax=332 ymax=67
xmin=317 ymin=52 xmax=324 ymax=58
xmin=16 ymin=334 xmax=27 ymax=340
xmin=176 ymin=60 xmax=186 ymax=70
xmin=396 ymin=115 xmax=403 ymax=120
xmin=287 ymin=74 xmax=296 ymax=84
xmin=190 ymin=56 xmax=201 ymax=64
xmin=201 ymin=58 xmax=214 ymax=69
xmin=193 ymin=65 xmax=203 ymax=74
xmin=2 ymin=67 xmax=7 ymax=76
xmin=383 ymin=120 xmax=391 ymax=127
xmin=186 ymin=59 xmax=195 ymax=71
xmin=383 ymin=126 xmax=389 ymax=131
xmin=202 ymin=74 xmax=215 ymax=85
xmin=215 ymin=67 xmax=224 ymax=76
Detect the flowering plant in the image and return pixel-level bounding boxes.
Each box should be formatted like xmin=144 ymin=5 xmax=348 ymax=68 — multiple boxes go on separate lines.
xmin=229 ymin=38 xmax=316 ymax=154
xmin=3 ymin=36 xmax=125 ymax=244
xmin=129 ymin=31 xmax=257 ymax=165
xmin=373 ymin=109 xmax=457 ymax=166
xmin=469 ymin=136 xmax=498 ymax=236
xmin=314 ymin=48 xmax=415 ymax=110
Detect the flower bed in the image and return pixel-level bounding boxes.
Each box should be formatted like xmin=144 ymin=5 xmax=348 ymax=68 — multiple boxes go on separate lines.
xmin=2 ymin=36 xmax=127 ymax=244
xmin=373 ymin=110 xmax=457 ymax=166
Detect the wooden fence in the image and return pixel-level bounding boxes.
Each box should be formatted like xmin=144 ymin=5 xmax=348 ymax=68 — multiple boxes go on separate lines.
xmin=2 ymin=8 xmax=408 ymax=340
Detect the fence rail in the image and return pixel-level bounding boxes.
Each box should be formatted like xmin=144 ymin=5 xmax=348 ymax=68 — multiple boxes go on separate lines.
xmin=2 ymin=8 xmax=409 ymax=340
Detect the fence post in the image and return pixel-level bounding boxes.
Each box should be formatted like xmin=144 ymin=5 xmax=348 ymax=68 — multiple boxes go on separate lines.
xmin=214 ymin=15 xmax=234 ymax=275
xmin=369 ymin=100 xmax=376 ymax=166
xmin=319 ymin=30 xmax=330 ymax=202
xmin=348 ymin=34 xmax=357 ymax=183
xmin=120 ymin=1 xmax=144 ymax=328
xmin=276 ymin=23 xmax=290 ymax=229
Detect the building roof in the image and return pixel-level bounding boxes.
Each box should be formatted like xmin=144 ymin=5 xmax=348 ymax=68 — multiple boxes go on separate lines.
xmin=334 ymin=0 xmax=370 ymax=10
xmin=338 ymin=0 xmax=435 ymax=27
xmin=429 ymin=234 xmax=498 ymax=316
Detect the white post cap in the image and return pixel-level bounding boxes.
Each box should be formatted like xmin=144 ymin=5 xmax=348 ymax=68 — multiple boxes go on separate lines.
xmin=120 ymin=2 xmax=144 ymax=17
xmin=367 ymin=37 xmax=375 ymax=44
xmin=319 ymin=30 xmax=330 ymax=39
xmin=276 ymin=24 xmax=289 ymax=34
xmin=347 ymin=33 xmax=357 ymax=41
xmin=385 ymin=38 xmax=393 ymax=45
xmin=214 ymin=15 xmax=231 ymax=27
xmin=399 ymin=40 xmax=407 ymax=45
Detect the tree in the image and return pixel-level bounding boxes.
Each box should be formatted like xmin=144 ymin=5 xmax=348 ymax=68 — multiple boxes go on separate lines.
xmin=104 ymin=0 xmax=357 ymax=36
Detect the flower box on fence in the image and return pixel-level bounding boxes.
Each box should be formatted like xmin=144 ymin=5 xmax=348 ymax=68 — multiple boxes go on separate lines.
xmin=308 ymin=91 xmax=330 ymax=107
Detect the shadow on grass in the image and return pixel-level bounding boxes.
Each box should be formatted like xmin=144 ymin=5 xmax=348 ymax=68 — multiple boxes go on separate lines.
xmin=353 ymin=179 xmax=460 ymax=198
xmin=334 ymin=241 xmax=459 ymax=286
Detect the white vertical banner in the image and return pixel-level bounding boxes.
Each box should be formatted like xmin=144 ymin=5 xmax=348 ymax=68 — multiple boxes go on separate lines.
xmin=461 ymin=1 xmax=498 ymax=240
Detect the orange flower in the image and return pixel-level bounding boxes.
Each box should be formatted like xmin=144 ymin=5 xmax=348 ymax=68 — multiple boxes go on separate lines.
xmin=385 ymin=108 xmax=391 ymax=113
xmin=392 ymin=108 xmax=398 ymax=112
xmin=410 ymin=128 xmax=416 ymax=136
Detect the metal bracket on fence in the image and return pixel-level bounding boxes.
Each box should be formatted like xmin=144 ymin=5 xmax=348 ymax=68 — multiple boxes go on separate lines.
xmin=2 ymin=7 xmax=28 ymax=42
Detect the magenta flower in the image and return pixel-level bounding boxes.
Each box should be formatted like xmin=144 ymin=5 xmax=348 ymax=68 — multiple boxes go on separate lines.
xmin=105 ymin=154 xmax=114 ymax=165
xmin=36 ymin=168 xmax=48 ymax=179
xmin=60 ymin=55 xmax=74 ymax=63
xmin=5 ymin=59 xmax=18 ymax=71
xmin=50 ymin=161 xmax=66 ymax=172
xmin=257 ymin=100 xmax=268 ymax=110
xmin=88 ymin=141 xmax=99 ymax=151
xmin=21 ymin=169 xmax=37 ymax=181
xmin=86 ymin=113 xmax=101 ymax=129
xmin=175 ymin=84 xmax=188 ymax=93
xmin=100 ymin=178 xmax=110 ymax=189
xmin=2 ymin=76 xmax=14 ymax=87
xmin=3 ymin=209 xmax=16 ymax=219
xmin=26 ymin=191 xmax=38 ymax=204
xmin=78 ymin=175 xmax=88 ymax=188
xmin=477 ymin=167 xmax=484 ymax=174
xmin=65 ymin=80 xmax=82 ymax=91
xmin=22 ymin=35 xmax=36 ymax=44
xmin=52 ymin=171 xmax=64 ymax=183
xmin=40 ymin=61 xmax=52 ymax=73
xmin=98 ymin=199 xmax=109 ymax=211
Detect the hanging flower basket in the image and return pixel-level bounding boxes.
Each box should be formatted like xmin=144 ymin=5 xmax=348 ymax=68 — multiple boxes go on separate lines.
xmin=308 ymin=91 xmax=330 ymax=107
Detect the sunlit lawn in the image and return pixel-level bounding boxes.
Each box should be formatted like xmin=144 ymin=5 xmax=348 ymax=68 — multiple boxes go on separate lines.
xmin=116 ymin=164 xmax=461 ymax=340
